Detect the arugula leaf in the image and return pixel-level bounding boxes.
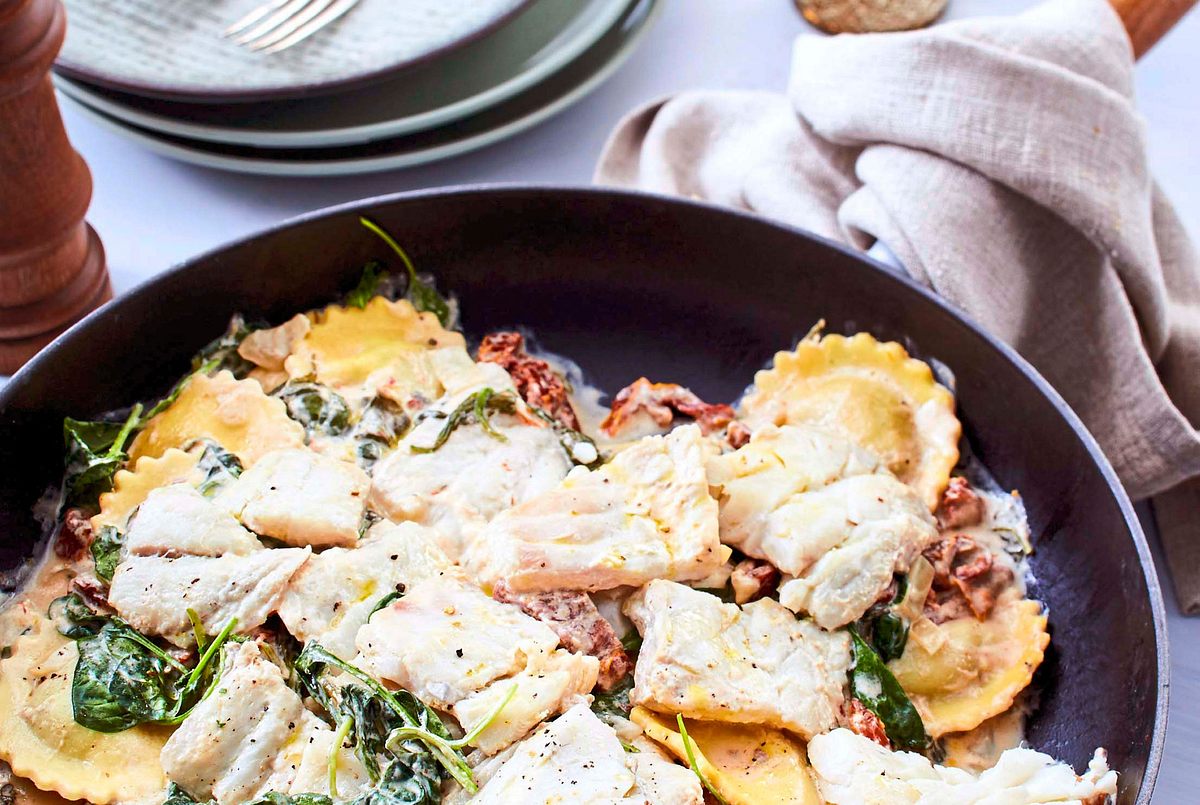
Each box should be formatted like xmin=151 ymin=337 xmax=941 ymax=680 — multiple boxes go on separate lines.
xmin=347 ymin=261 xmax=389 ymax=309
xmin=275 ymin=382 xmax=353 ymax=438
xmin=295 ymin=643 xmax=470 ymax=797
xmin=410 ymin=389 xmax=517 ymax=455
xmin=367 ymin=588 xmax=405 ymax=621
xmin=359 ymin=218 xmax=453 ymax=328
xmin=848 ymin=629 xmax=929 ymax=751
xmin=62 ymin=405 xmax=142 ymax=508
xmin=677 ymin=714 xmax=730 ymax=805
xmin=193 ymin=440 xmax=243 ymax=497
xmin=90 ymin=525 xmax=124 ymax=583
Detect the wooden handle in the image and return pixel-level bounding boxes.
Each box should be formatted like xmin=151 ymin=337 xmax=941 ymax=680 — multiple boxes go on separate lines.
xmin=0 ymin=0 xmax=111 ymax=375
xmin=1111 ymin=0 xmax=1198 ymax=58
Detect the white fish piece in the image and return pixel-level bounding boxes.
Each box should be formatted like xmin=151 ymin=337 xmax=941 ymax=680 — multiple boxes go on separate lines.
xmin=123 ymin=484 xmax=261 ymax=558
xmin=355 ymin=576 xmax=561 ymax=709
xmin=276 ymin=520 xmax=454 ymax=659
xmin=465 ymin=425 xmax=728 ymax=593
xmin=450 ymin=648 xmax=599 ymax=756
xmin=288 ymin=731 xmax=372 ymax=801
xmin=624 ymin=580 xmax=850 ymax=740
xmin=161 ymin=642 xmax=327 ymax=804
xmin=370 ymin=412 xmax=571 ymax=561
xmin=708 ymin=425 xmax=937 ymax=629
xmin=625 ymin=740 xmax=706 ymax=804
xmin=108 ymin=548 xmax=310 ymax=644
xmin=469 ymin=703 xmax=701 ymax=804
xmin=807 ymin=727 xmax=1118 ymax=804
xmin=218 ymin=448 xmax=369 ymax=549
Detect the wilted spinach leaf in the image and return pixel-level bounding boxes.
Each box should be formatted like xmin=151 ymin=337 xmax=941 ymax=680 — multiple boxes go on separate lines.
xmin=90 ymin=525 xmax=124 ymax=582
xmin=162 ymin=783 xmax=213 ymax=805
xmin=60 ymin=600 xmax=237 ymax=734
xmin=360 ymin=218 xmax=454 ymax=328
xmin=346 ymin=261 xmax=388 ymax=309
xmin=591 ymin=674 xmax=634 ymax=725
xmin=48 ymin=593 xmax=108 ymax=639
xmin=848 ymin=629 xmax=929 ymax=751
xmin=275 ymin=382 xmax=352 ymax=438
xmin=62 ymin=406 xmax=142 ymax=508
xmin=193 ymin=440 xmax=244 ymax=496
xmin=72 ymin=621 xmax=185 ymax=731
xmin=856 ymin=575 xmax=909 ymax=663
xmin=191 ymin=315 xmax=259 ymax=377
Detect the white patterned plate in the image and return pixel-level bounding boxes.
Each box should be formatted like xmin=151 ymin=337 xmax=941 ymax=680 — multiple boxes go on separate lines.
xmin=58 ymin=0 xmax=534 ymax=102
xmin=59 ymin=0 xmax=660 ymax=176
xmin=54 ymin=0 xmax=629 ymax=148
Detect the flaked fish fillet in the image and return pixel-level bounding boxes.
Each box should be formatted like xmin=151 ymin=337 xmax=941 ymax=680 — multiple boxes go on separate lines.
xmin=807 ymin=728 xmax=1117 ymax=804
xmin=469 ymin=702 xmax=702 ymax=804
xmin=161 ymin=642 xmax=326 ymax=804
xmin=108 ymin=549 xmax=309 ymax=644
xmin=625 ymin=580 xmax=850 ymax=740
xmin=218 ymin=447 xmax=369 ymax=549
xmin=370 ymin=408 xmax=571 ymax=560
xmin=123 ymin=484 xmax=260 ymax=558
xmin=276 ymin=520 xmax=453 ymax=659
xmin=708 ymin=425 xmax=937 ymax=628
xmin=465 ymin=424 xmax=728 ymax=592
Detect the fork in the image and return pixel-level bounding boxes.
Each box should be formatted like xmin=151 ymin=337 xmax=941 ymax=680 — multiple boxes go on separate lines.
xmin=224 ymin=0 xmax=361 ymax=54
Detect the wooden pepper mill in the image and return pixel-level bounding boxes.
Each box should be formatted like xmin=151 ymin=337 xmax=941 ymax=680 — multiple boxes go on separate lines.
xmin=0 ymin=0 xmax=110 ymax=375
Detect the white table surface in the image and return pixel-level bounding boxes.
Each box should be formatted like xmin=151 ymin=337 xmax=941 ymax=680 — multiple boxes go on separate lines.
xmin=41 ymin=0 xmax=1200 ymax=801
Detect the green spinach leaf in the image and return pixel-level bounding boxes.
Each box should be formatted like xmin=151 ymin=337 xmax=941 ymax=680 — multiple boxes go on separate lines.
xmin=61 ymin=601 xmax=237 ymax=734
xmin=48 ymin=594 xmax=108 ymax=640
xmin=848 ymin=629 xmax=929 ymax=751
xmin=346 ymin=261 xmax=388 ymax=309
xmin=359 ymin=218 xmax=454 ymax=328
xmin=193 ymin=440 xmax=244 ymax=496
xmin=591 ymin=674 xmax=634 ymax=725
xmin=275 ymin=382 xmax=353 ymax=438
xmin=191 ymin=315 xmax=259 ymax=378
xmin=62 ymin=406 xmax=142 ymax=508
xmin=89 ymin=525 xmax=124 ymax=583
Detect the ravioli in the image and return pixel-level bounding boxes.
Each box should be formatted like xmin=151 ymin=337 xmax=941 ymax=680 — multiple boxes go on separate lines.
xmin=128 ymin=371 xmax=304 ymax=467
xmin=0 ymin=622 xmax=170 ymax=804
xmin=888 ymin=598 xmax=1050 ymax=737
xmin=739 ymin=331 xmax=960 ymax=510
xmin=632 ymin=707 xmax=822 ymax=805
xmin=92 ymin=447 xmax=203 ymax=530
xmin=283 ymin=296 xmax=466 ymax=403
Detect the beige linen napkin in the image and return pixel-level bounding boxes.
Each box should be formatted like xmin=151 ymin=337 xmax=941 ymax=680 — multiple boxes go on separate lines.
xmin=595 ymin=0 xmax=1200 ymax=610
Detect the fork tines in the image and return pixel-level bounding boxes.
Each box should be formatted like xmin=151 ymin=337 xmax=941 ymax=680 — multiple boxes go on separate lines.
xmin=224 ymin=0 xmax=361 ymax=54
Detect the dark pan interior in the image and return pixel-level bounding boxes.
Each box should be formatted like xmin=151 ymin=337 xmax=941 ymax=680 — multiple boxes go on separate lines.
xmin=0 ymin=186 xmax=1166 ymax=803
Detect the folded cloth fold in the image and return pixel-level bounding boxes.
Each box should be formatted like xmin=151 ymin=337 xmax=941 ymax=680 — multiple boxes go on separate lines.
xmin=595 ymin=0 xmax=1200 ymax=610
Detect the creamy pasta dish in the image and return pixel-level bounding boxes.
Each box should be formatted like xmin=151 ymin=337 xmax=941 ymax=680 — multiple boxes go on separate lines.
xmin=0 ymin=222 xmax=1118 ymax=805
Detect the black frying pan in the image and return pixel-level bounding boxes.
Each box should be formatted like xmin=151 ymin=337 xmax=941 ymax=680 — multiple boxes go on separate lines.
xmin=0 ymin=186 xmax=1168 ymax=803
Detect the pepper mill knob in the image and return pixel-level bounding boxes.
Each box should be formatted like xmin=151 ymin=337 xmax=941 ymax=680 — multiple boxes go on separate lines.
xmin=0 ymin=0 xmax=111 ymax=375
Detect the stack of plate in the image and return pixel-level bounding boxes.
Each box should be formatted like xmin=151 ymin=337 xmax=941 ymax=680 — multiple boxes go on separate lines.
xmin=54 ymin=0 xmax=660 ymax=176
